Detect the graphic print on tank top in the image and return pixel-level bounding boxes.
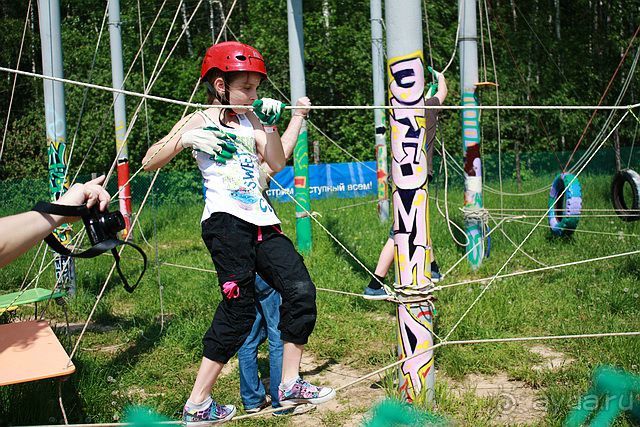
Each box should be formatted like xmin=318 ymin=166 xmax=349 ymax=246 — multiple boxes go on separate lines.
xmin=194 ymin=110 xmax=279 ymax=226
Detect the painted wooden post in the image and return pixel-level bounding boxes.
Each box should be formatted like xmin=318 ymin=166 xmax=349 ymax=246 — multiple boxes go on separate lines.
xmin=459 ymin=0 xmax=485 ymax=270
xmin=38 ymin=0 xmax=76 ymax=295
xmin=385 ymin=0 xmax=435 ymax=403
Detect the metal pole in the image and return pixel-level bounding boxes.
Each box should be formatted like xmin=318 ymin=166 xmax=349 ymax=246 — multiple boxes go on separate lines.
xmin=38 ymin=0 xmax=76 ymax=295
xmin=287 ymin=0 xmax=312 ymax=252
xmin=459 ymin=0 xmax=485 ymax=270
xmin=108 ymin=0 xmax=133 ymax=238
xmin=371 ymin=0 xmax=389 ymax=222
xmin=385 ymin=0 xmax=434 ymax=403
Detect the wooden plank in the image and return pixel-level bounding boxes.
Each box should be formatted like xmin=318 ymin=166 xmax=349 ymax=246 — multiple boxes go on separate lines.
xmin=0 ymin=288 xmax=66 ymax=309
xmin=0 ymin=321 xmax=75 ymax=386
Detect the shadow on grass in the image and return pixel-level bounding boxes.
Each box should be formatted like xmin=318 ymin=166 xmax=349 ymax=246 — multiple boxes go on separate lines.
xmin=300 ymin=358 xmax=339 ymax=377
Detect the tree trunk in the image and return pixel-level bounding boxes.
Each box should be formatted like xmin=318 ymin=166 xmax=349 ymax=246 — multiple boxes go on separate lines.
xmin=208 ymin=0 xmax=215 ymax=44
xmin=181 ymin=1 xmax=193 ymax=56
xmin=313 ymin=140 xmax=320 ymax=164
xmin=554 ymin=0 xmax=561 ymax=40
xmin=509 ymin=0 xmax=517 ymax=29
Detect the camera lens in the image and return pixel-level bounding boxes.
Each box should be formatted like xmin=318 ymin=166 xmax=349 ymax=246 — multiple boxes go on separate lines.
xmin=100 ymin=211 xmax=126 ymax=237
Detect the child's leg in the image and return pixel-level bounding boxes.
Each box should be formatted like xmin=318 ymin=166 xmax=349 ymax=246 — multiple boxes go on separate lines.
xmin=189 ymin=358 xmax=226 ymax=404
xmin=374 ymin=237 xmax=395 ymax=277
xmin=189 ymin=213 xmax=259 ymax=408
xmin=363 ymin=237 xmax=395 ymax=298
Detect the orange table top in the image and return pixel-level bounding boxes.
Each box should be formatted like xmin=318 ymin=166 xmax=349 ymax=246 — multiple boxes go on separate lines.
xmin=0 ymin=320 xmax=75 ymax=386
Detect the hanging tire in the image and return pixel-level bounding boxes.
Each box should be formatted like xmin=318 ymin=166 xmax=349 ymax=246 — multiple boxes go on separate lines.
xmin=548 ymin=173 xmax=582 ymax=236
xmin=611 ymin=168 xmax=640 ymax=222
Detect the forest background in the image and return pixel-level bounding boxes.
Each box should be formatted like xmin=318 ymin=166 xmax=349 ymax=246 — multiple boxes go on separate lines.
xmin=0 ymin=0 xmax=639 ymax=182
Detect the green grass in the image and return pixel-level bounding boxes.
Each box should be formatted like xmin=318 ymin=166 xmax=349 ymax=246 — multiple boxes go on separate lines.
xmin=1 ymin=171 xmax=639 ymax=425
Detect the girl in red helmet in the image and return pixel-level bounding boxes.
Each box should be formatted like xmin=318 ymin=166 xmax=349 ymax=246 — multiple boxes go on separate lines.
xmin=142 ymin=41 xmax=334 ymax=424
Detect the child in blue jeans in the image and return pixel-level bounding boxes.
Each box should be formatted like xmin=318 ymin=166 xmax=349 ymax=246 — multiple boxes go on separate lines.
xmin=238 ymin=274 xmax=282 ymax=412
xmin=239 ymin=92 xmax=314 ymax=415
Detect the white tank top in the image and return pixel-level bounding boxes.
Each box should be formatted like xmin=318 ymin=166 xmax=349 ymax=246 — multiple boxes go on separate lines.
xmin=194 ymin=110 xmax=280 ymax=226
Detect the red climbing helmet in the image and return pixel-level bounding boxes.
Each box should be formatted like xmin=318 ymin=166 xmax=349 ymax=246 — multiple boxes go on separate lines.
xmin=200 ymin=41 xmax=267 ymax=81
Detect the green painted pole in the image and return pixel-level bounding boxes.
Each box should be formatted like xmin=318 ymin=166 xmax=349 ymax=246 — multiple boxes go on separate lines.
xmin=293 ymin=127 xmax=312 ymax=252
xmin=287 ymin=0 xmax=312 ymax=252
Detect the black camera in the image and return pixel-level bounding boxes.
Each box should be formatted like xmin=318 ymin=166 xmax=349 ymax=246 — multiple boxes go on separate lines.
xmin=82 ymin=205 xmax=126 ymax=245
xmin=34 ymin=200 xmax=146 ymax=294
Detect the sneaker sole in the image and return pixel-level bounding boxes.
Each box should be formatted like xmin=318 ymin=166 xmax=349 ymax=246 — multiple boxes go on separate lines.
xmin=363 ymin=293 xmax=389 ymax=300
xmin=280 ymin=389 xmax=336 ymax=406
xmin=182 ymin=407 xmax=236 ymax=426
xmin=273 ymin=403 xmax=317 ymax=417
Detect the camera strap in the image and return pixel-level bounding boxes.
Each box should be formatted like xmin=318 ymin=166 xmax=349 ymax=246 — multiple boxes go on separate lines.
xmin=32 ymin=201 xmax=147 ymax=293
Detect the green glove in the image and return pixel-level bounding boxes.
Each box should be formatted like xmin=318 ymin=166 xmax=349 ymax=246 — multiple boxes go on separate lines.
xmin=426 ymin=66 xmax=439 ymax=98
xmin=252 ymin=98 xmax=286 ymax=126
xmin=181 ymin=124 xmax=237 ymax=164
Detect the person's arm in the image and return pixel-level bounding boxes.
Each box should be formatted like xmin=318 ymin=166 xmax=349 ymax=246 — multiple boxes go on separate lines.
xmin=434 ymin=71 xmax=447 ymax=105
xmin=262 ymin=97 xmax=311 ymax=176
xmin=142 ymin=113 xmax=204 ymax=171
xmin=0 ymin=176 xmax=111 ymax=267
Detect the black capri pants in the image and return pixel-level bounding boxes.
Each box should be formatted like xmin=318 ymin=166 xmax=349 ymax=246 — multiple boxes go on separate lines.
xmin=200 ymin=212 xmax=317 ymax=364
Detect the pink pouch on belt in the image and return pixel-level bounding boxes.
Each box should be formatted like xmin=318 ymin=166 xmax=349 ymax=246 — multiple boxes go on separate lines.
xmin=222 ymin=281 xmax=240 ymax=299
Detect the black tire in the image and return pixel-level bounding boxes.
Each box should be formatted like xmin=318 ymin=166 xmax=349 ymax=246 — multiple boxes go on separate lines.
xmin=611 ymin=168 xmax=640 ymax=222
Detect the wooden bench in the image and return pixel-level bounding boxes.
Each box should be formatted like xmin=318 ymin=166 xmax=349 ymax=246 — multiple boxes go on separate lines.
xmin=0 ymin=320 xmax=75 ymax=386
xmin=0 ymin=288 xmax=66 ymax=311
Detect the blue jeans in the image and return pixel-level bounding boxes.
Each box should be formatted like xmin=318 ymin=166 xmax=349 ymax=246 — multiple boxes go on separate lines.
xmin=238 ymin=274 xmax=283 ymax=409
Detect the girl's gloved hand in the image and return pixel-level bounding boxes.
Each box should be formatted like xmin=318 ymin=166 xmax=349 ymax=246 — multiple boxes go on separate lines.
xmin=252 ymin=98 xmax=286 ymax=125
xmin=181 ymin=125 xmax=237 ymax=164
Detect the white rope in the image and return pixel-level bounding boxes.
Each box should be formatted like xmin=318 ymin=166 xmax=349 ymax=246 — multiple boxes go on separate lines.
xmin=333 ymin=330 xmax=640 ymax=394
xmin=67 ymin=0 xmax=239 ymax=361
xmin=68 ymin=0 xmax=171 ymax=188
xmin=2 ymin=66 xmax=639 ymax=112
xmin=436 ymin=249 xmax=640 ymax=291
xmin=489 ymin=216 xmax=548 ymax=268
xmin=442 ymin=111 xmax=630 ymax=343
xmin=503 ymin=217 xmax=640 ymax=239
xmin=0 ymin=0 xmax=31 ymax=163
xmin=268 ymin=175 xmax=383 ymax=289
xmin=482 ymin=0 xmax=504 ymax=213
xmin=568 ymin=48 xmax=640 ymax=174
xmin=225 ymin=25 xmax=378 ymax=176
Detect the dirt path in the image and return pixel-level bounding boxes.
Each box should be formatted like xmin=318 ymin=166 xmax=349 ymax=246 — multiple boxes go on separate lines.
xmin=443 ymin=344 xmax=574 ymax=425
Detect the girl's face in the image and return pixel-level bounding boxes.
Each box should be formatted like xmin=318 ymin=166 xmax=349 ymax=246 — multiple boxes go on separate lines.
xmin=215 ymin=72 xmax=262 ymax=114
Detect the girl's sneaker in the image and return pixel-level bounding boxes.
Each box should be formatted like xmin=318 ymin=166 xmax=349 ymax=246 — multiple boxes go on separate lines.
xmin=278 ymin=377 xmax=336 ymax=406
xmin=182 ymin=400 xmax=236 ymax=425
xmin=363 ymin=286 xmax=389 ymax=300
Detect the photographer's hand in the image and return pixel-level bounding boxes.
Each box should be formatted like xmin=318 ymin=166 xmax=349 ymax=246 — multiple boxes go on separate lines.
xmin=57 ymin=175 xmax=112 ymax=216
xmin=0 ymin=177 xmax=114 ymax=267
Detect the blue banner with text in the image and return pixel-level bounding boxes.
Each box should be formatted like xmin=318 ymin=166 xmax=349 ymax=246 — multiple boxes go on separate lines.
xmin=266 ymin=161 xmax=377 ymax=202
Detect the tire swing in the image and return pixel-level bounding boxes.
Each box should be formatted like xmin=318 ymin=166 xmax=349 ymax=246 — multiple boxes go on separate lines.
xmin=548 ymin=173 xmax=582 ymax=236
xmin=611 ymin=169 xmax=640 ymax=222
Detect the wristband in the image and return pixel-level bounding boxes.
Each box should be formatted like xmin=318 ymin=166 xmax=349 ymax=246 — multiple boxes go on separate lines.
xmin=264 ymin=125 xmax=278 ymax=134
